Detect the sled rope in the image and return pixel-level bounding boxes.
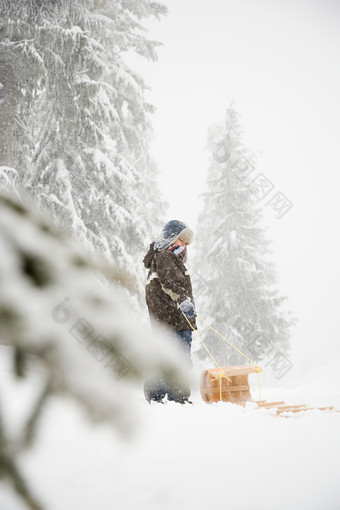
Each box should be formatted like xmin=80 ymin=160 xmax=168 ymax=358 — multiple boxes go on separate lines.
xmin=195 ymin=313 xmax=263 ymax=371
xmin=181 ymin=312 xmax=232 ymax=383
xmin=211 ymin=372 xmax=226 ymax=401
xmin=185 ymin=311 xmax=263 ymax=401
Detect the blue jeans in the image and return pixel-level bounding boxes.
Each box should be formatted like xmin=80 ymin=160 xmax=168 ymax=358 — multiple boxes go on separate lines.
xmin=144 ymin=330 xmax=192 ymax=402
xmin=175 ymin=330 xmax=193 ymax=368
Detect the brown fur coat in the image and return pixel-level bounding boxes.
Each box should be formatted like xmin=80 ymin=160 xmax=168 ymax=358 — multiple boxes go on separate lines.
xmin=143 ymin=243 xmax=197 ymax=332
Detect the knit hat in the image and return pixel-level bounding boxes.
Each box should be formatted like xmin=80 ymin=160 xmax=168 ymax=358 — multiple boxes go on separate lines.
xmin=154 ymin=220 xmax=194 ymax=251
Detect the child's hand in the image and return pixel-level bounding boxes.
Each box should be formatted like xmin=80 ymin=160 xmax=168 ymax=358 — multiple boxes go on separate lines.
xmin=179 ymin=299 xmax=196 ymax=318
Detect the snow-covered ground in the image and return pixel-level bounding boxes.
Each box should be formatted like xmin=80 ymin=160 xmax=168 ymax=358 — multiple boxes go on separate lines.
xmin=1 ymin=348 xmax=340 ymax=510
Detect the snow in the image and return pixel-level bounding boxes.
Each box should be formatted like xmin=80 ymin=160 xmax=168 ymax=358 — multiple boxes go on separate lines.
xmin=0 ymin=167 xmax=18 ymax=191
xmin=1 ymin=3 xmax=339 ymax=509
xmin=1 ymin=350 xmax=339 ymax=510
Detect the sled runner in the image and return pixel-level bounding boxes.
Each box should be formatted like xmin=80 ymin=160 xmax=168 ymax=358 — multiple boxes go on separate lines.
xmin=237 ymin=400 xmax=336 ymax=416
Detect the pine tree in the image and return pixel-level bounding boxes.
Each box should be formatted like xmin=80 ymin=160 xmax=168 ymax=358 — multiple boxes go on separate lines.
xmin=193 ymin=105 xmax=295 ymax=368
xmin=0 ymin=0 xmax=167 ymax=301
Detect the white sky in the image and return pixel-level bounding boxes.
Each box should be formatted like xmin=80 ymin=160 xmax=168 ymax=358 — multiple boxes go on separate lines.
xmin=128 ymin=0 xmax=340 ymax=376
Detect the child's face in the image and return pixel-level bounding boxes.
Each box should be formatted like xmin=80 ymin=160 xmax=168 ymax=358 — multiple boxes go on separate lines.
xmin=174 ymin=237 xmax=187 ymax=247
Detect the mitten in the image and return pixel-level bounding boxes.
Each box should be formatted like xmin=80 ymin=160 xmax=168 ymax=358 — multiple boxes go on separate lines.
xmin=179 ymin=299 xmax=196 ymax=318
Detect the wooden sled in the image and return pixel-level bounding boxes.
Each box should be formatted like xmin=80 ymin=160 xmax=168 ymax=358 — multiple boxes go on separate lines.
xmin=200 ymin=365 xmax=338 ymax=415
xmin=200 ymin=365 xmax=261 ymax=403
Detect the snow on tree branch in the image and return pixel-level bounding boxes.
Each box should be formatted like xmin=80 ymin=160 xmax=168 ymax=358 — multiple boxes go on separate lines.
xmin=0 ymin=189 xmax=188 ymax=508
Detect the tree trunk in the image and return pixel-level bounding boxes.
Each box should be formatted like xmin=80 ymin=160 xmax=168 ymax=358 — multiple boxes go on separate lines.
xmin=0 ymin=61 xmax=17 ymax=167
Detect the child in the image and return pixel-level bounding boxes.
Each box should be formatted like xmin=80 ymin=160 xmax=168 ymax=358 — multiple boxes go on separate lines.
xmin=143 ymin=220 xmax=196 ymax=404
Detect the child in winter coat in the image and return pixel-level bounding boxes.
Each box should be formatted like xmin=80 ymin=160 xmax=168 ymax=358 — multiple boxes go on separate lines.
xmin=143 ymin=220 xmax=196 ymax=404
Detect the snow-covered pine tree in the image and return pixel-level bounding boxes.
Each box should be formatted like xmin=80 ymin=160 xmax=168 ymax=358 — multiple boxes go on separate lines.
xmin=0 ymin=0 xmax=167 ymax=303
xmin=193 ymin=105 xmax=295 ymax=368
